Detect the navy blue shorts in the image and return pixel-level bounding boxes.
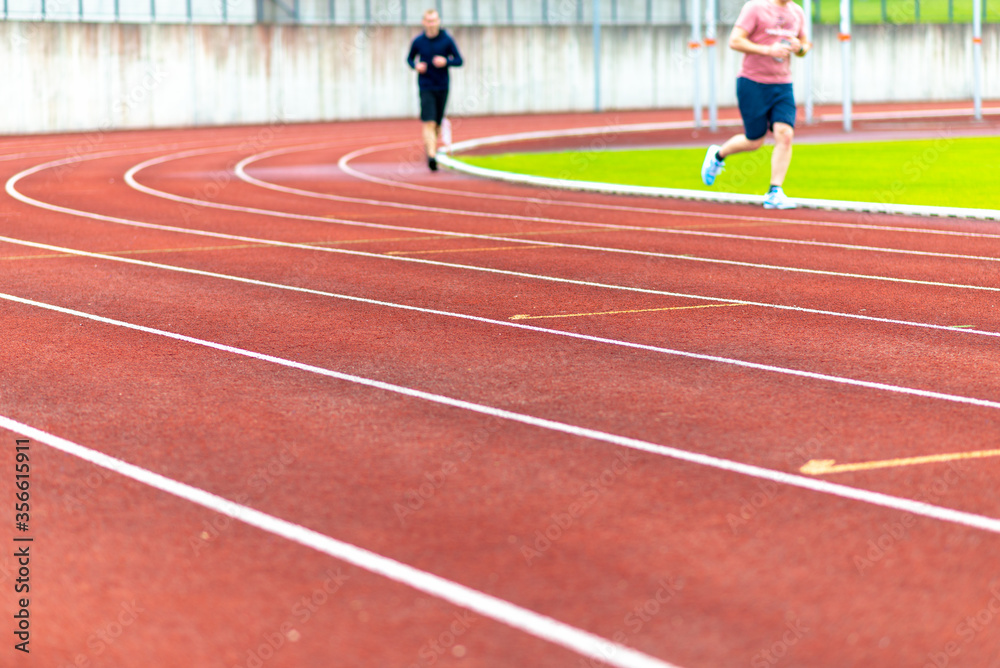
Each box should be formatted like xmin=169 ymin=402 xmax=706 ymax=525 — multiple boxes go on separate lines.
xmin=736 ymin=77 xmax=796 ymax=141
xmin=419 ymin=88 xmax=449 ymax=125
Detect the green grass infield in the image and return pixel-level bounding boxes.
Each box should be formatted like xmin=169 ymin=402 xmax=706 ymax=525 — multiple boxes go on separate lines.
xmin=461 ymin=136 xmax=1000 ymax=210
xmin=814 ymin=0 xmax=1000 ymax=24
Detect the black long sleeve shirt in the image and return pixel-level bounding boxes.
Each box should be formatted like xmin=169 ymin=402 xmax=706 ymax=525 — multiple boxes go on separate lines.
xmin=406 ymin=30 xmax=463 ymax=91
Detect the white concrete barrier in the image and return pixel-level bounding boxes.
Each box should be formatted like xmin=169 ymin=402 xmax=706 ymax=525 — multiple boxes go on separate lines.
xmin=0 ymin=21 xmax=994 ymax=134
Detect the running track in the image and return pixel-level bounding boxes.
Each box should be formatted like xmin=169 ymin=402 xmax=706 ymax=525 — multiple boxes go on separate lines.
xmin=3 ymin=105 xmax=1000 ymax=668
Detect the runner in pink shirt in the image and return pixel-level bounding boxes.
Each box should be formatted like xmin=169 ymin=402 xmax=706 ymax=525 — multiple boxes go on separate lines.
xmin=700 ymin=0 xmax=810 ymax=209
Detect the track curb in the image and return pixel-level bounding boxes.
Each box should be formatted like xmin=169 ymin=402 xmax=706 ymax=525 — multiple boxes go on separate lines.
xmin=439 ymin=110 xmax=1000 ymax=221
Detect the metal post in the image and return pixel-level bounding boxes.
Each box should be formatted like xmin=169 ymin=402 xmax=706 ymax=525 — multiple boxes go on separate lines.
xmin=840 ymin=0 xmax=851 ymax=131
xmin=705 ymin=0 xmax=717 ymax=131
xmin=542 ymin=0 xmax=548 ymax=23
xmin=472 ymin=0 xmax=477 ymax=23
xmin=646 ymin=0 xmax=652 ymax=22
xmin=691 ymin=0 xmax=702 ymax=129
xmin=974 ymin=0 xmax=983 ymax=120
xmin=507 ymin=0 xmax=513 ymax=24
xmin=364 ymin=0 xmax=370 ymax=24
xmin=804 ymin=0 xmax=813 ymax=123
xmin=593 ymin=0 xmax=602 ymax=111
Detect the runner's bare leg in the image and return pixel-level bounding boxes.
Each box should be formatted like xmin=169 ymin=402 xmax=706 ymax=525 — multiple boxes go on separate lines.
xmin=423 ymin=121 xmax=439 ymax=158
xmin=769 ymin=122 xmax=794 ymax=187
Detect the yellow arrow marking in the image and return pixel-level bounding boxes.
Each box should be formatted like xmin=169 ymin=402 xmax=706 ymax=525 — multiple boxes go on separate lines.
xmin=510 ymin=302 xmax=746 ymax=321
xmin=800 ymin=448 xmax=1000 ymax=475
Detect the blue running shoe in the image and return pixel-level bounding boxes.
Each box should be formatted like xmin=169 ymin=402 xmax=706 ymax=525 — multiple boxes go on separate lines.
xmin=762 ymin=187 xmax=797 ymax=210
xmin=701 ymin=144 xmax=724 ymax=186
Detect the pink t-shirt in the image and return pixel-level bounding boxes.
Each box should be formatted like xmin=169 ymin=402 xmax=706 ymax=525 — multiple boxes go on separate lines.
xmin=735 ymin=0 xmax=806 ymax=84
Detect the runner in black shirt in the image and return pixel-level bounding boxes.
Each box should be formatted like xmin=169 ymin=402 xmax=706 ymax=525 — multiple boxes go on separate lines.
xmin=407 ymin=9 xmax=463 ymax=171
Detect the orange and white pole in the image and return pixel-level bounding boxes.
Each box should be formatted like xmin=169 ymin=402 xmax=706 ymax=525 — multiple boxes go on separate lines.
xmin=973 ymin=0 xmax=983 ymax=120
xmin=705 ymin=0 xmax=717 ymax=131
xmin=690 ymin=0 xmax=703 ymax=129
xmin=803 ymin=0 xmax=813 ymax=124
xmin=839 ymin=0 xmax=852 ymax=132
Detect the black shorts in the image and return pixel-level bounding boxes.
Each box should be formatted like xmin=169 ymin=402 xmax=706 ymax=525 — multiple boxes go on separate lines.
xmin=419 ymin=88 xmax=449 ymax=125
xmin=736 ymin=77 xmax=796 ymax=141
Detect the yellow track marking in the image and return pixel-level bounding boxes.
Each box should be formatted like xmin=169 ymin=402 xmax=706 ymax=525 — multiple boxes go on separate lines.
xmin=0 ymin=244 xmax=265 ymax=261
xmin=0 ymin=235 xmax=445 ymax=262
xmin=386 ymin=245 xmax=549 ymax=256
xmin=510 ymin=302 xmax=747 ymax=320
xmin=801 ymin=449 xmax=1000 ymax=475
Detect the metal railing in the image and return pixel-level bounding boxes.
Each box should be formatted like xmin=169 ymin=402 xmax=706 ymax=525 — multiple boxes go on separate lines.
xmin=0 ymin=0 xmax=995 ymax=26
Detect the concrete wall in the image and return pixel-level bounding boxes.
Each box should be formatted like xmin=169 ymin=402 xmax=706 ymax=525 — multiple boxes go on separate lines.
xmin=0 ymin=21 xmax=995 ymax=134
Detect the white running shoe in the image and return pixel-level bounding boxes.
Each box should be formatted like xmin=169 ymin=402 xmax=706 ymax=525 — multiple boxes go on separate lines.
xmin=701 ymin=144 xmax=724 ymax=186
xmin=763 ymin=187 xmax=797 ymax=210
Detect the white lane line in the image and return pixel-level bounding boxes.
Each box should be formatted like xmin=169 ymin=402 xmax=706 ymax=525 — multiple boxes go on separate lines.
xmin=434 ymin=114 xmax=1000 ymax=220
xmin=6 ymin=288 xmax=1000 ymax=412
xmin=2 ymin=139 xmax=990 ymax=303
xmin=5 ymin=291 xmax=1000 ymax=539
xmin=440 ymin=153 xmax=1000 ymax=221
xmin=6 ymin=155 xmax=1000 ymax=339
xmin=118 ymin=150 xmax=1000 ymax=293
xmin=337 ymin=138 xmax=1000 ymax=241
xmin=6 ymin=231 xmax=1000 ymax=403
xmin=232 ymin=143 xmax=1000 ymax=266
xmin=0 ymin=414 xmax=679 ymax=668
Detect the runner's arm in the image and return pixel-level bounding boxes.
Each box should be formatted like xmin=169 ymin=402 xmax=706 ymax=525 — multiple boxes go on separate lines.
xmin=447 ymin=36 xmax=463 ymax=67
xmin=729 ymin=25 xmax=796 ymax=58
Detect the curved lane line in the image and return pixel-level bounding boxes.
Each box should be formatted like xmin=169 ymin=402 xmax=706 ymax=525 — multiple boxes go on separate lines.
xmin=435 ymin=117 xmax=1000 ymax=221
xmin=4 ymin=229 xmax=1000 ymax=406
xmin=4 ymin=291 xmax=1000 ymax=538
xmin=337 ymin=137 xmax=1000 ymax=240
xmin=235 ymin=143 xmax=1000 ymax=265
xmin=6 ymin=148 xmax=1000 ymax=344
xmin=120 ymin=148 xmax=1000 ymax=293
xmin=0 ymin=412 xmax=680 ymax=668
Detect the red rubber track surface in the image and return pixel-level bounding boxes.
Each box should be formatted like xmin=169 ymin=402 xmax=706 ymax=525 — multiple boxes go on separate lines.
xmin=2 ymin=104 xmax=1000 ymax=668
